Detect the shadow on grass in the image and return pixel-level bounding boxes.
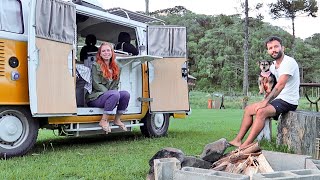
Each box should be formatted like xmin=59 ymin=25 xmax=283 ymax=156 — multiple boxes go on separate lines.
xmin=35 ymin=132 xmax=141 ymax=145
xmin=30 ymin=129 xmax=214 ymax=155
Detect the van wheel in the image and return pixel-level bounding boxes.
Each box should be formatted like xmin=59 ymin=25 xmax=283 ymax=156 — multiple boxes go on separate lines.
xmin=0 ymin=106 xmax=39 ymax=158
xmin=140 ymin=113 xmax=169 ymax=137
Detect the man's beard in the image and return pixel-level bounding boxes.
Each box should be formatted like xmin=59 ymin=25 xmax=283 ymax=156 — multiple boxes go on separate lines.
xmin=270 ymin=50 xmax=283 ymax=60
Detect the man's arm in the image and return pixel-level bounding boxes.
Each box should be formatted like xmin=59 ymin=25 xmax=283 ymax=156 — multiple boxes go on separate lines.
xmin=255 ymin=74 xmax=290 ymax=111
xmin=264 ymin=74 xmax=290 ymax=103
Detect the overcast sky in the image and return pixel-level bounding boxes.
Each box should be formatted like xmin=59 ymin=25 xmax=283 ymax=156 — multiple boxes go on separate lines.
xmin=97 ymin=0 xmax=320 ymax=40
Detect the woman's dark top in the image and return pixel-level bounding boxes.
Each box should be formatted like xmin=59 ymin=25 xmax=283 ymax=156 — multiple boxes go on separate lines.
xmin=80 ymin=45 xmax=98 ymax=62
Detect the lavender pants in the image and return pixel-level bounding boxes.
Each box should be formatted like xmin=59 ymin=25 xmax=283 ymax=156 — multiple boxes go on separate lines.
xmin=87 ymin=90 xmax=130 ymax=115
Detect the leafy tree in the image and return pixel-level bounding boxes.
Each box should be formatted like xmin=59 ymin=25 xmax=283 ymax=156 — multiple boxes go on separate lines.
xmin=149 ymin=6 xmax=320 ymax=93
xmin=269 ymin=0 xmax=318 ymax=57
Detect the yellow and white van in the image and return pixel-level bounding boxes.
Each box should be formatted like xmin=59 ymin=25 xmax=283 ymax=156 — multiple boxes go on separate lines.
xmin=0 ymin=0 xmax=190 ymax=158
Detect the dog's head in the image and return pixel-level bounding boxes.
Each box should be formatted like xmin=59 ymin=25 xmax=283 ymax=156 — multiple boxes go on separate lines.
xmin=258 ymin=60 xmax=272 ymax=72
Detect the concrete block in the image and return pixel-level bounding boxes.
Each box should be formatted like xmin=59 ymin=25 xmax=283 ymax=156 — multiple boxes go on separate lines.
xmin=290 ymin=169 xmax=320 ymax=179
xmin=253 ymin=169 xmax=320 ymax=179
xmin=253 ymin=171 xmax=297 ymax=179
xmin=262 ymin=150 xmax=312 ymax=171
xmin=173 ymin=167 xmax=250 ymax=180
xmin=306 ymin=159 xmax=320 ymax=170
xmin=154 ymin=158 xmax=181 ymax=180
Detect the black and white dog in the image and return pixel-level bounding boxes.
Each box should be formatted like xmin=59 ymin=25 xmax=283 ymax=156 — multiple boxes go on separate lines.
xmin=258 ymin=60 xmax=276 ymax=95
xmin=257 ymin=60 xmax=277 ymax=141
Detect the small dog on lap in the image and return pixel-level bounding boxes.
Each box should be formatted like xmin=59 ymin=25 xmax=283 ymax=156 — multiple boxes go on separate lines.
xmin=258 ymin=60 xmax=276 ymax=96
xmin=257 ymin=60 xmax=277 ymax=141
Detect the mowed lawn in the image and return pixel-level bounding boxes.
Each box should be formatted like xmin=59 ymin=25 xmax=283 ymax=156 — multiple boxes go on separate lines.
xmin=0 ymin=109 xmax=285 ymax=179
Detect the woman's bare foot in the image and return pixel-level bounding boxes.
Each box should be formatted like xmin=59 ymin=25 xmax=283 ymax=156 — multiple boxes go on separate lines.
xmin=228 ymin=139 xmax=241 ymax=147
xmin=99 ymin=119 xmax=111 ymax=133
xmin=113 ymin=121 xmax=127 ymax=131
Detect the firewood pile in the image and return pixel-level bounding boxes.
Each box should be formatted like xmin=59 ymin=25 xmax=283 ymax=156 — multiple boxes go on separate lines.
xmin=211 ymin=142 xmax=274 ymax=177
xmin=147 ymin=139 xmax=274 ymax=180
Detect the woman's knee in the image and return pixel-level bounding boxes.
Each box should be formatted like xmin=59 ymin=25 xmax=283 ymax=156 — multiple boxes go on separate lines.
xmin=120 ymin=91 xmax=130 ymax=100
xmin=108 ymin=90 xmax=120 ymax=101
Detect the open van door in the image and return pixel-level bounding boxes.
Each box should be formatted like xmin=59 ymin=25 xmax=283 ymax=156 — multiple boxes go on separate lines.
xmin=147 ymin=26 xmax=190 ymax=112
xmin=28 ymin=0 xmax=77 ymax=116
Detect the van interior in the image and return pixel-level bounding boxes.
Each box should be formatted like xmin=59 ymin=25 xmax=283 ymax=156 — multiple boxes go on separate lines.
xmin=75 ymin=12 xmax=143 ymax=115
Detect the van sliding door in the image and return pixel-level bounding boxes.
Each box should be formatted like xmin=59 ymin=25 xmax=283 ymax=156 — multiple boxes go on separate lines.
xmin=147 ymin=26 xmax=189 ymax=112
xmin=28 ymin=0 xmax=77 ymax=116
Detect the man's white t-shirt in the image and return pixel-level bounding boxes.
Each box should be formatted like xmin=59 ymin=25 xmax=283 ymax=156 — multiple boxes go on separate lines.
xmin=270 ymin=55 xmax=300 ymax=105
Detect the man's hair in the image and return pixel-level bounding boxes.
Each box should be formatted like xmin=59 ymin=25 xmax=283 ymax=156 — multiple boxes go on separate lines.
xmin=264 ymin=36 xmax=283 ymax=48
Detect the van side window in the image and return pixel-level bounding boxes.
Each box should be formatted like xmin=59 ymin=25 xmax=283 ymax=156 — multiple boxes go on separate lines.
xmin=0 ymin=0 xmax=24 ymax=34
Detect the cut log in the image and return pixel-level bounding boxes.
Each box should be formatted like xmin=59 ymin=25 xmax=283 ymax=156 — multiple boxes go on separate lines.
xmin=211 ymin=142 xmax=261 ymax=169
xmin=256 ymin=154 xmax=274 ymax=173
xmin=257 ymin=118 xmax=272 ymax=141
xmin=276 ymin=110 xmax=320 ymax=158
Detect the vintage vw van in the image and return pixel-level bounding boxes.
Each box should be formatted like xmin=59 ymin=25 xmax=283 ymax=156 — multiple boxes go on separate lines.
xmin=0 ymin=0 xmax=189 ymax=158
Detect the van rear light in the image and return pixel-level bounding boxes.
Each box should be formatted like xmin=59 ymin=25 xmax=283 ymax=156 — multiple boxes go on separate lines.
xmin=11 ymin=71 xmax=20 ymax=81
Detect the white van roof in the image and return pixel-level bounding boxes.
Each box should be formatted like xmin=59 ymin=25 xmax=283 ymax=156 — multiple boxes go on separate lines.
xmin=70 ymin=0 xmax=164 ymax=24
xmin=107 ymin=8 xmax=165 ymax=24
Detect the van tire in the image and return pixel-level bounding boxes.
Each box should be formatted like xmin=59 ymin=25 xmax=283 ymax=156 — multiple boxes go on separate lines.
xmin=140 ymin=113 xmax=169 ymax=137
xmin=0 ymin=106 xmax=39 ymax=158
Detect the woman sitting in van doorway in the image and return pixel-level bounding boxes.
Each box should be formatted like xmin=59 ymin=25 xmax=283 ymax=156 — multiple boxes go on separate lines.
xmin=86 ymin=42 xmax=130 ymax=133
xmin=115 ymin=32 xmax=139 ymax=55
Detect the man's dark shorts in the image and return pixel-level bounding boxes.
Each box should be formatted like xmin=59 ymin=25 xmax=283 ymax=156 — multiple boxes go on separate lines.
xmin=270 ymin=99 xmax=298 ymax=120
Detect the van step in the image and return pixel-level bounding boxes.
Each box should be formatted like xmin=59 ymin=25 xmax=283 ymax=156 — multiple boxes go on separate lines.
xmin=63 ymin=121 xmax=144 ymax=132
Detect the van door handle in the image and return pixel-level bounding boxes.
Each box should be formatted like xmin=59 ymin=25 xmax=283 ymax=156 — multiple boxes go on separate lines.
xmin=181 ymin=67 xmax=188 ymax=78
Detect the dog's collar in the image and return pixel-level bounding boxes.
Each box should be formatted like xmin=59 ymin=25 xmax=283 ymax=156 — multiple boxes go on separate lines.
xmin=260 ymin=71 xmax=271 ymax=77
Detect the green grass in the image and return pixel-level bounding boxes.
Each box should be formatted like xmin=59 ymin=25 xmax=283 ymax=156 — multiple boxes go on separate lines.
xmin=189 ymin=90 xmax=317 ymax=111
xmin=0 ymin=109 xmax=292 ymax=179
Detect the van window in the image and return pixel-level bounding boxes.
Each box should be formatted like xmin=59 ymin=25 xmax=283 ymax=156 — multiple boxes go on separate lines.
xmin=76 ymin=13 xmax=137 ymax=54
xmin=0 ymin=0 xmax=24 ymax=34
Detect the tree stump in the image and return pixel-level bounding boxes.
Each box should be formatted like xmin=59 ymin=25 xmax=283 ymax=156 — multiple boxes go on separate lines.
xmin=257 ymin=118 xmax=272 ymax=142
xmin=277 ymin=111 xmax=320 ymax=158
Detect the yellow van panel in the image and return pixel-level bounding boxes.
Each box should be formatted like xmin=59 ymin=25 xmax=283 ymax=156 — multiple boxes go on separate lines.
xmin=173 ymin=113 xmax=186 ymax=119
xmin=0 ymin=39 xmax=29 ymax=104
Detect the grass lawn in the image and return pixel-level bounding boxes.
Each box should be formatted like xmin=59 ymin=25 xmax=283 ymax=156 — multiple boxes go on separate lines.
xmin=0 ymin=109 xmax=290 ymax=179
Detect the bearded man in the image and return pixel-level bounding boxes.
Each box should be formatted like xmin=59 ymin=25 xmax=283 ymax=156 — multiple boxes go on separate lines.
xmin=229 ymin=36 xmax=300 ymax=148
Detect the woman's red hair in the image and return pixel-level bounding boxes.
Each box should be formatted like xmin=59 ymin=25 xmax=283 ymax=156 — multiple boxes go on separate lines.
xmin=96 ymin=42 xmax=119 ymax=80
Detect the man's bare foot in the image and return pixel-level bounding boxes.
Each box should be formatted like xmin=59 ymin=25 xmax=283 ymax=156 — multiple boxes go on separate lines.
xmin=228 ymin=139 xmax=241 ymax=147
xmin=239 ymin=142 xmax=252 ymax=149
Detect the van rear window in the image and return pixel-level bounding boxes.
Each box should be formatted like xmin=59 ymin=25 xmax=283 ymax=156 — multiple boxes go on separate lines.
xmin=0 ymin=0 xmax=24 ymax=34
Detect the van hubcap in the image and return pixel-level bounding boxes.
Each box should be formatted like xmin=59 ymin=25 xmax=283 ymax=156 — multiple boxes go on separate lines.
xmin=0 ymin=115 xmax=23 ymax=143
xmin=153 ymin=114 xmax=164 ymax=129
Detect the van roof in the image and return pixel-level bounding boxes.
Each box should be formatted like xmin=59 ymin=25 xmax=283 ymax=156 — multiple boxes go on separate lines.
xmin=72 ymin=0 xmax=164 ymax=24
xmin=106 ymin=8 xmax=165 ymax=24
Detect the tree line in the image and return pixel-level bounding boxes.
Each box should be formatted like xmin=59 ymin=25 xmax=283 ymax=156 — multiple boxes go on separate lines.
xmin=149 ymin=6 xmax=320 ymax=94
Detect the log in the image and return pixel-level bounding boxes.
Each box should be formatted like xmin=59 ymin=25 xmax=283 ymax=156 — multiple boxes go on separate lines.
xmin=256 ymin=154 xmax=274 ymax=173
xmin=276 ymin=110 xmax=320 ymax=158
xmin=256 ymin=118 xmax=272 ymax=142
